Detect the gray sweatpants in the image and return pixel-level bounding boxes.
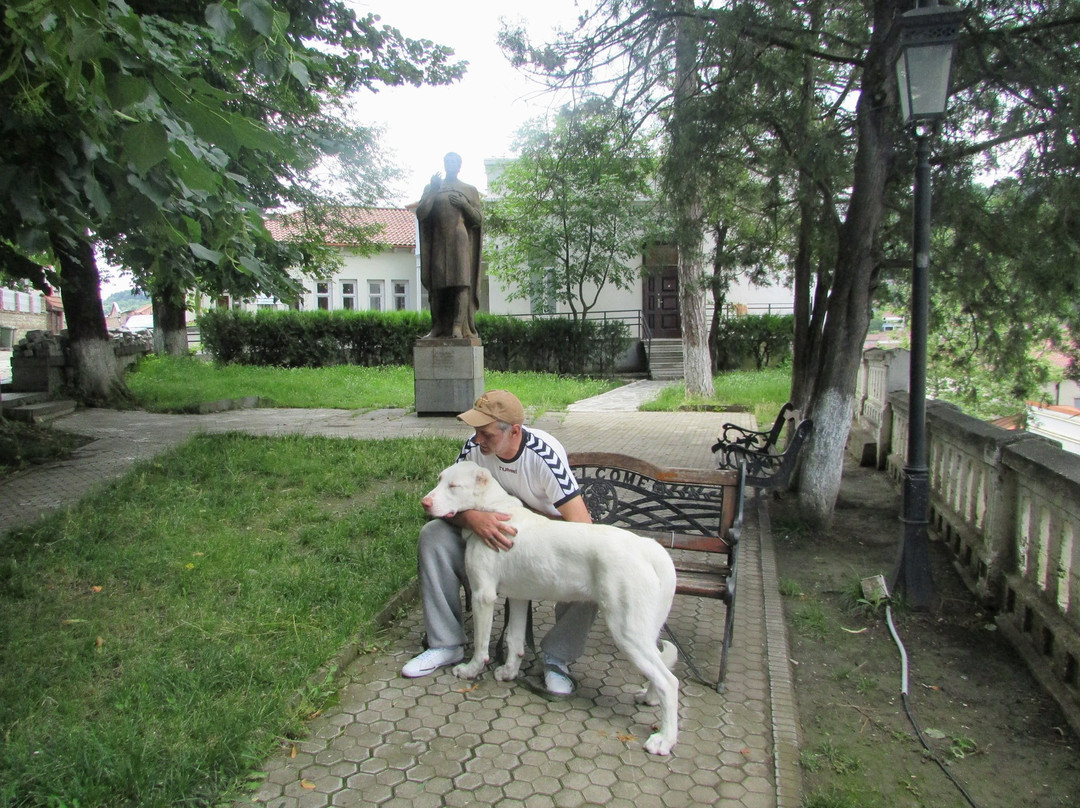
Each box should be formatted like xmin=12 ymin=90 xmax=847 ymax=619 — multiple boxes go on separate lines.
xmin=417 ymin=517 xmax=598 ymax=663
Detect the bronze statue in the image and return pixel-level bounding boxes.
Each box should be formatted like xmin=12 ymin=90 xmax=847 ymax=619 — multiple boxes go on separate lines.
xmin=416 ymin=152 xmax=483 ymax=339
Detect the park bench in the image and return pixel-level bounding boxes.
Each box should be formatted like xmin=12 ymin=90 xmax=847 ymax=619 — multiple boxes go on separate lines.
xmin=712 ymin=417 xmax=813 ymax=492
xmin=567 ymin=452 xmax=746 ymax=692
xmin=715 ymin=402 xmax=796 ymax=453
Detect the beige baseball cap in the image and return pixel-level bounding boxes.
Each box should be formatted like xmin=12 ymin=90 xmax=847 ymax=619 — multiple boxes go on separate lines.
xmin=457 ymin=390 xmax=525 ymax=427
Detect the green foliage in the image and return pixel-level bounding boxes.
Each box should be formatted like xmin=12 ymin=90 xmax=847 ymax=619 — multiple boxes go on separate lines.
xmin=0 ymin=433 xmax=458 ymax=807
xmin=713 ymin=314 xmax=794 ymax=371
xmin=478 ymin=314 xmax=632 ymax=376
xmin=485 ymin=97 xmax=660 ymax=319
xmin=0 ymin=0 xmax=464 ymax=389
xmin=198 ymin=309 xmax=430 ymax=367
xmin=878 ymin=175 xmax=1080 ymax=414
xmin=778 ymin=578 xmax=805 ymax=598
xmin=791 ymin=601 xmax=830 ymax=640
xmin=125 ymin=357 xmax=418 ymax=411
xmin=197 ymin=309 xmax=631 ymax=376
xmin=102 ymin=290 xmax=150 ymax=313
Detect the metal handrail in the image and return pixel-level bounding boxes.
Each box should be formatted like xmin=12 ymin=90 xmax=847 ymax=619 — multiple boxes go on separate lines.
xmin=505 ymin=309 xmax=652 ymax=343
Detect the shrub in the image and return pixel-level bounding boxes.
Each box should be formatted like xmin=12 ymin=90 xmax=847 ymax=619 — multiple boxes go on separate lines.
xmin=199 ymin=310 xmax=630 ymax=376
xmin=713 ymin=314 xmax=794 ymax=371
xmin=199 ymin=309 xmax=430 ymax=368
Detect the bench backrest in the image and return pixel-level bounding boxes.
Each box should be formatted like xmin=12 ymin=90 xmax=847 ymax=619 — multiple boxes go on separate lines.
xmin=764 ymin=402 xmax=796 ymax=448
xmin=568 ymin=452 xmax=745 ymax=550
xmin=743 ymin=418 xmax=812 ymax=488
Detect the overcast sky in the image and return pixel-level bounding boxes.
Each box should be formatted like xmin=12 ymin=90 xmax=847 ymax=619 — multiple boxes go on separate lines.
xmin=349 ymin=0 xmax=584 ymax=205
xmin=101 ymin=1 xmax=584 ymax=296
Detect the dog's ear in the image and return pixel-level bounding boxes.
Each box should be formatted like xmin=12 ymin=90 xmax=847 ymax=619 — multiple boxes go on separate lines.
xmin=475 ymin=467 xmax=491 ymax=488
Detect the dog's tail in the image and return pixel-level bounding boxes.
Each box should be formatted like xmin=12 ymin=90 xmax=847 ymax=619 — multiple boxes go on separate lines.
xmin=659 ymin=639 xmax=677 ymax=670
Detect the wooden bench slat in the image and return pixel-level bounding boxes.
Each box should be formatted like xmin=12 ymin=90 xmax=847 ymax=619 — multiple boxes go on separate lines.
xmin=672 ymin=558 xmax=731 ymax=577
xmin=675 ymin=574 xmax=728 ymax=600
xmin=633 ymin=529 xmax=733 ymax=554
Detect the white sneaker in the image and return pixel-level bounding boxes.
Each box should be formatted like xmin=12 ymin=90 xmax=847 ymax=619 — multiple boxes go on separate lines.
xmin=543 ymin=657 xmax=576 ymax=696
xmin=401 ymin=646 xmax=463 ymax=678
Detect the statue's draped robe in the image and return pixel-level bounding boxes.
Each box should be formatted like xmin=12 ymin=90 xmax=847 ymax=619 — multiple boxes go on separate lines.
xmin=417 ymin=178 xmax=482 ymax=337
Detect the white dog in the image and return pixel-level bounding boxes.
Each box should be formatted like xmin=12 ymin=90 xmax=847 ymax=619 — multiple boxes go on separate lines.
xmin=422 ymin=461 xmax=680 ymax=756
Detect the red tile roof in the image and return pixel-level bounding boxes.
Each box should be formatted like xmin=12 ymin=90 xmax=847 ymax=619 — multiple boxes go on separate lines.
xmin=266 ymin=208 xmax=416 ymax=249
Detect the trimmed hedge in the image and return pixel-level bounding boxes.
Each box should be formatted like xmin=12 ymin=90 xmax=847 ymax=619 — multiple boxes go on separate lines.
xmin=479 ymin=315 xmax=630 ymax=376
xmin=197 ymin=309 xmax=630 ymax=376
xmin=713 ymin=314 xmax=794 ymax=371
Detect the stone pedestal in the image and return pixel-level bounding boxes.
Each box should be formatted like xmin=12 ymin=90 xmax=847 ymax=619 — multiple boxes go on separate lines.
xmin=413 ymin=338 xmax=484 ymax=416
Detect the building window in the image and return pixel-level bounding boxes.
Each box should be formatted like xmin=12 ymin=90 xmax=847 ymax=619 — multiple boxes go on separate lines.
xmin=368 ymin=280 xmax=384 ymax=312
xmin=341 ymin=280 xmax=357 ymax=310
xmin=316 ymin=281 xmax=331 ymax=310
xmin=530 ymin=269 xmax=557 ymax=315
xmin=392 ymin=281 xmax=408 ymax=311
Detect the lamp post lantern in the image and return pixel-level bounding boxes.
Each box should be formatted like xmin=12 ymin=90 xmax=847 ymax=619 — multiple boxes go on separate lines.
xmin=892 ymin=1 xmax=961 ymax=610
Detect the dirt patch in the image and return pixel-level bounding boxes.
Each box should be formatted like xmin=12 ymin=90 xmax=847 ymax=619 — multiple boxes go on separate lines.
xmin=773 ymin=460 xmax=1080 ymax=808
xmin=0 ymin=419 xmax=93 ymax=474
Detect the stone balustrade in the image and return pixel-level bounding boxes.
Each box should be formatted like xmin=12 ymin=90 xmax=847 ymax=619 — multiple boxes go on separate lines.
xmin=855 ymin=349 xmax=1080 ymax=733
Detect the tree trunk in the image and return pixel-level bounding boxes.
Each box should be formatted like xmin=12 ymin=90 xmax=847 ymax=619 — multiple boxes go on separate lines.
xmin=790 ymin=182 xmax=817 ymax=411
xmin=671 ymin=0 xmax=713 ymax=399
xmin=53 ymin=236 xmax=130 ymax=406
xmin=152 ymin=282 xmax=190 ymax=356
xmin=708 ymin=223 xmax=730 ymax=372
xmin=790 ymin=0 xmax=827 ymax=416
xmin=796 ymin=0 xmax=899 ymax=526
xmin=679 ymin=218 xmax=713 ymax=397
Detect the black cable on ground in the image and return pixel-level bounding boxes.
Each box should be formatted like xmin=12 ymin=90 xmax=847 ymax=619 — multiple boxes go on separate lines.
xmin=886 ymin=604 xmax=983 ymax=808
xmin=663 ymin=623 xmax=717 ymax=689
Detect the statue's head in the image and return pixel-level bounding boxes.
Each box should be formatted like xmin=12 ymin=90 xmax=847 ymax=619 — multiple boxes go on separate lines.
xmin=443 ymin=152 xmax=462 ymax=175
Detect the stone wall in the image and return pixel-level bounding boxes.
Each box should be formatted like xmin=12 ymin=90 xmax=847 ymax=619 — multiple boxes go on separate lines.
xmin=855 ymin=348 xmax=1080 ymax=734
xmin=8 ymin=330 xmax=151 ymax=393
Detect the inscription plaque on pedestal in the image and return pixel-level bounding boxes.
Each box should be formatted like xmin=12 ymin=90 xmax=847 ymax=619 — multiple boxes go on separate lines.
xmin=413 ymin=337 xmax=484 ymax=416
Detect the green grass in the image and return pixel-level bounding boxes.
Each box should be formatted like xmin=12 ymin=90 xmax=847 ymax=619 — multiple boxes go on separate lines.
xmin=0 ymin=433 xmax=460 ymax=808
xmin=778 ymin=577 xmax=805 ymax=598
xmin=791 ymin=601 xmax=830 ymax=640
xmin=124 ymin=355 xmax=621 ymax=413
xmin=641 ymin=366 xmax=791 ymax=423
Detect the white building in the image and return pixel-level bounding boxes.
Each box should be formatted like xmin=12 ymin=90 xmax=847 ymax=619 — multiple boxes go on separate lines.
xmin=252 ymin=204 xmax=795 ymax=339
xmin=259 ymin=208 xmax=421 ymax=314
xmin=1026 ymin=403 xmax=1080 ymax=457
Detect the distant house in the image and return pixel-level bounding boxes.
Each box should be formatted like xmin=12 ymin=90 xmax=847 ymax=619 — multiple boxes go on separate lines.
xmin=1 ymin=285 xmax=63 ymax=345
xmin=244 ymin=208 xmax=422 ymax=314
xmin=1026 ymin=402 xmax=1080 ymax=456
xmin=1 ymin=286 xmax=63 ymax=382
xmin=1038 ymin=348 xmax=1080 ymax=409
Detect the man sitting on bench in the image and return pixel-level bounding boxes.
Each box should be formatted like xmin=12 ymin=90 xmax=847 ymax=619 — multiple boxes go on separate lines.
xmin=401 ymin=390 xmax=596 ymax=698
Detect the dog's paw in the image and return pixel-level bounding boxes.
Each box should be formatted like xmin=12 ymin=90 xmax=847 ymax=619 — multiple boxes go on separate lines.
xmin=635 ymin=686 xmax=660 ymax=706
xmin=494 ymin=663 xmax=521 ymax=681
xmin=452 ymin=660 xmax=485 ymax=680
xmin=644 ymin=731 xmax=675 ymax=756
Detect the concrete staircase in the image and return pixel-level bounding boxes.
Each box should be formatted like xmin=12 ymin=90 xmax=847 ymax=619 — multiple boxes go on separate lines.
xmin=0 ymin=390 xmax=76 ymax=424
xmin=648 ymin=338 xmax=685 ymax=381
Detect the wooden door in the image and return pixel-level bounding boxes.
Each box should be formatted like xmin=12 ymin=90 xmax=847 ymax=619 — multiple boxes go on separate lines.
xmin=643 ymin=245 xmax=681 ymax=338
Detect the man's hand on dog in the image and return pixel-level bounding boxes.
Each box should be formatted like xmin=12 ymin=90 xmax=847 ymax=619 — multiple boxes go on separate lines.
xmin=455 ymin=510 xmax=516 ymax=551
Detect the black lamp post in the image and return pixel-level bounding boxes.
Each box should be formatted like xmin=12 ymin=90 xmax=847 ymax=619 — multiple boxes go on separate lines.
xmin=892 ymin=1 xmax=961 ymax=610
